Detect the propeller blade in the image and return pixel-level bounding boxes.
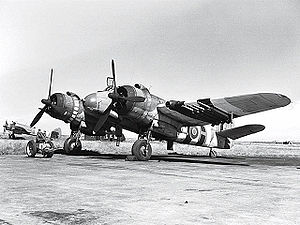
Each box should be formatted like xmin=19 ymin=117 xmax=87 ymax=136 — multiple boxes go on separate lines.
xmin=93 ymin=112 xmax=110 ymax=134
xmin=123 ymin=96 xmax=145 ymax=102
xmin=93 ymin=103 xmax=114 ymax=133
xmin=48 ymin=69 xmax=53 ymax=99
xmin=30 ymin=106 xmax=47 ymax=127
xmin=108 ymin=93 xmax=145 ymax=102
xmin=110 ymin=60 xmax=145 ymax=103
xmin=111 ymin=60 xmax=117 ymax=93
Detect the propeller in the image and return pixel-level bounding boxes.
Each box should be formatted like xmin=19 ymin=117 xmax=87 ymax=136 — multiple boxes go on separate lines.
xmin=3 ymin=120 xmax=8 ymax=132
xmin=93 ymin=104 xmax=114 ymax=134
xmin=93 ymin=60 xmax=145 ymax=134
xmin=30 ymin=106 xmax=47 ymax=127
xmin=108 ymin=60 xmax=145 ymax=103
xmin=108 ymin=92 xmax=145 ymax=102
xmin=30 ymin=69 xmax=54 ymax=127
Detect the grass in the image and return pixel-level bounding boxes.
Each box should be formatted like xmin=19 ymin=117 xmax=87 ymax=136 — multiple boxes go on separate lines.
xmin=0 ymin=138 xmax=299 ymax=158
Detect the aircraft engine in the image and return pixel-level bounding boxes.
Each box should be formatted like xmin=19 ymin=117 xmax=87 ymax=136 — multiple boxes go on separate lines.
xmin=46 ymin=92 xmax=84 ymax=124
xmin=114 ymin=85 xmax=146 ymax=114
xmin=114 ymin=84 xmax=165 ymax=126
xmin=30 ymin=69 xmax=85 ymax=128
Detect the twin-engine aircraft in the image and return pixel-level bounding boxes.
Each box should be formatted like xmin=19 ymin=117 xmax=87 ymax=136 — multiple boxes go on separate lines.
xmin=30 ymin=60 xmax=291 ymax=160
xmin=3 ymin=121 xmax=35 ymax=139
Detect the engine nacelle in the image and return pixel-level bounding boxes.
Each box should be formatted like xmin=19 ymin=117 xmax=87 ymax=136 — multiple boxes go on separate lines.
xmin=47 ymin=93 xmax=84 ymax=124
xmin=116 ymin=85 xmax=164 ymax=127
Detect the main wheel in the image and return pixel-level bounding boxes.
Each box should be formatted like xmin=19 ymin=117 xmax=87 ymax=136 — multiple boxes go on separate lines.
xmin=131 ymin=139 xmax=152 ymax=161
xmin=63 ymin=137 xmax=82 ymax=154
xmin=26 ymin=140 xmax=37 ymax=157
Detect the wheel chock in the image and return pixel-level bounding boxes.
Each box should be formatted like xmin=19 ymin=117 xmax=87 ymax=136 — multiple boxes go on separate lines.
xmin=125 ymin=155 xmax=138 ymax=161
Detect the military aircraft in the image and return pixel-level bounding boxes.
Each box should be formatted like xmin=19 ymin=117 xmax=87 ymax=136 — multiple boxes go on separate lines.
xmin=30 ymin=61 xmax=291 ymax=160
xmin=3 ymin=120 xmax=35 ymax=139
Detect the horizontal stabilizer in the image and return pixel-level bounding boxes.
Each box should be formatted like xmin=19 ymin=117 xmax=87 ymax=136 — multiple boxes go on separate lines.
xmin=217 ymin=124 xmax=265 ymax=140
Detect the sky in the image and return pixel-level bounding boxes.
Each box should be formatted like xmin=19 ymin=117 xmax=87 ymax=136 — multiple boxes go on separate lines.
xmin=0 ymin=0 xmax=299 ymax=141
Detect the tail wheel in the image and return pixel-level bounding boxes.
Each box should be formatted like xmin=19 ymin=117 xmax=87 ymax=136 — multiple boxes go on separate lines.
xmin=26 ymin=140 xmax=37 ymax=157
xmin=209 ymin=148 xmax=217 ymax=158
xmin=131 ymin=139 xmax=152 ymax=161
xmin=64 ymin=137 xmax=82 ymax=154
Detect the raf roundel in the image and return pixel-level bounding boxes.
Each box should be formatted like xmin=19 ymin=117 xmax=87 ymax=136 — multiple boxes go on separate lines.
xmin=189 ymin=127 xmax=199 ymax=139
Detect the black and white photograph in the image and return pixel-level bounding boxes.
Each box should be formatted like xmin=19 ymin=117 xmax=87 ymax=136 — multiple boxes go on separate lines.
xmin=0 ymin=0 xmax=299 ymax=224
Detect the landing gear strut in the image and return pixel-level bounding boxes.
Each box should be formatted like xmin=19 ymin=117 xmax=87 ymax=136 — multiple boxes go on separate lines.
xmin=209 ymin=148 xmax=217 ymax=158
xmin=8 ymin=133 xmax=15 ymax=139
xmin=131 ymin=128 xmax=152 ymax=161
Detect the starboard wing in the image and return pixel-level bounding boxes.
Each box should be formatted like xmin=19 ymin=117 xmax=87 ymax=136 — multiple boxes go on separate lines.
xmin=210 ymin=93 xmax=291 ymax=117
xmin=164 ymin=93 xmax=290 ymax=126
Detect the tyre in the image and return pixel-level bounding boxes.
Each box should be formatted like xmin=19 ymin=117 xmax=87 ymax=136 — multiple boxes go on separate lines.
xmin=131 ymin=139 xmax=152 ymax=161
xmin=26 ymin=140 xmax=37 ymax=157
xmin=63 ymin=137 xmax=82 ymax=154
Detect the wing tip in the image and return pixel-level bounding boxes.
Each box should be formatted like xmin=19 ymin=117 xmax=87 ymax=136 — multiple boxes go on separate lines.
xmin=248 ymin=124 xmax=266 ymax=132
xmin=278 ymin=94 xmax=291 ymax=107
xmin=259 ymin=93 xmax=291 ymax=107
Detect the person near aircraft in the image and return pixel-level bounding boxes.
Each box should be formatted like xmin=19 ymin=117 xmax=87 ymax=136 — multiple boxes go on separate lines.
xmin=36 ymin=129 xmax=45 ymax=143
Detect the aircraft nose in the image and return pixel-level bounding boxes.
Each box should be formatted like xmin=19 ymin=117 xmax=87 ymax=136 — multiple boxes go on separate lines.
xmin=84 ymin=93 xmax=97 ymax=111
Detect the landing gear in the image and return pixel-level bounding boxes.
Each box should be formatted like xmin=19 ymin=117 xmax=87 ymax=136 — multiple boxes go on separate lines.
xmin=131 ymin=127 xmax=153 ymax=161
xmin=8 ymin=133 xmax=15 ymax=139
xmin=64 ymin=124 xmax=83 ymax=154
xmin=63 ymin=137 xmax=82 ymax=154
xmin=209 ymin=148 xmax=217 ymax=158
xmin=131 ymin=139 xmax=152 ymax=161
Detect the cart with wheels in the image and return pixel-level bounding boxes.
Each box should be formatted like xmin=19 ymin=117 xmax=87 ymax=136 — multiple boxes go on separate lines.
xmin=25 ymin=137 xmax=55 ymax=158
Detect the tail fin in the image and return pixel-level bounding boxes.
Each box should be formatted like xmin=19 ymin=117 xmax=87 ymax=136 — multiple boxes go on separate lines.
xmin=217 ymin=124 xmax=265 ymax=140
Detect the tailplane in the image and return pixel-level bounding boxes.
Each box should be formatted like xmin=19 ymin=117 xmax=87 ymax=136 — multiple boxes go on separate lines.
xmin=217 ymin=124 xmax=265 ymax=140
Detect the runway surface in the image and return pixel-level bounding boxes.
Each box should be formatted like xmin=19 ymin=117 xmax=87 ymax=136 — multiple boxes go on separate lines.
xmin=0 ymin=154 xmax=299 ymax=224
